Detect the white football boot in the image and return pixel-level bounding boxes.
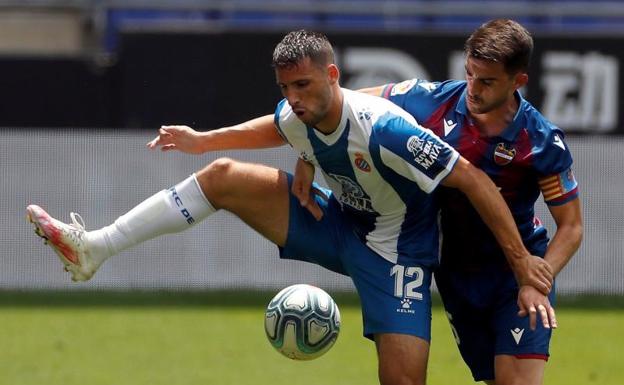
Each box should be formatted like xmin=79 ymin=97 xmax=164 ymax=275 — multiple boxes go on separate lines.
xmin=27 ymin=204 xmax=102 ymax=282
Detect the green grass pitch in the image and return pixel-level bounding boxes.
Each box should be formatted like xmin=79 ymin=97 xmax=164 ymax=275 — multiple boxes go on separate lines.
xmin=0 ymin=291 xmax=621 ymax=385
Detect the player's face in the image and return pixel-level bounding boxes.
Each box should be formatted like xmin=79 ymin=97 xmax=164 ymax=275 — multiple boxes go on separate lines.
xmin=275 ymin=57 xmax=334 ymax=127
xmin=464 ymin=56 xmax=522 ymax=115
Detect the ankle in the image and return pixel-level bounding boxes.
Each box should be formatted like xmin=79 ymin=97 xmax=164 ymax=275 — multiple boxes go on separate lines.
xmin=85 ymin=228 xmax=114 ymax=263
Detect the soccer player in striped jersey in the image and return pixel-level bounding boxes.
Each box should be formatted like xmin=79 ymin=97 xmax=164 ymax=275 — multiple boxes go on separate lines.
xmin=362 ymin=19 xmax=583 ymax=385
xmin=27 ymin=30 xmax=555 ymax=385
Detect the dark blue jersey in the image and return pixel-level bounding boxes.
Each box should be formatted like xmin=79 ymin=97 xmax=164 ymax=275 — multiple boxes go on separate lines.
xmin=383 ymin=79 xmax=579 ymax=268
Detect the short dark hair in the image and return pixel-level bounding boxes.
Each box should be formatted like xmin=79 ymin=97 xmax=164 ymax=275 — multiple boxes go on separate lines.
xmin=272 ymin=30 xmax=334 ymax=69
xmin=464 ymin=19 xmax=533 ymax=75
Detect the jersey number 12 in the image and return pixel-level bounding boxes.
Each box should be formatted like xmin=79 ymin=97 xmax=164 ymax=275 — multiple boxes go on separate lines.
xmin=390 ymin=265 xmax=424 ymax=300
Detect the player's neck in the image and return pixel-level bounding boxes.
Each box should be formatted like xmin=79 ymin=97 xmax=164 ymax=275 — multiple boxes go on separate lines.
xmin=315 ymin=87 xmax=344 ymax=134
xmin=471 ymin=95 xmax=519 ymax=137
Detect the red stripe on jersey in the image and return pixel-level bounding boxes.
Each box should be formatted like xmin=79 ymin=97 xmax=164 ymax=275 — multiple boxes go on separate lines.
xmin=422 ymin=96 xmax=461 ymax=142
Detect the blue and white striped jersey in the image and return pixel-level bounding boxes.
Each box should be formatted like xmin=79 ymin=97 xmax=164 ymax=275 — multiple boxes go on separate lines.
xmin=274 ymin=88 xmax=459 ymax=267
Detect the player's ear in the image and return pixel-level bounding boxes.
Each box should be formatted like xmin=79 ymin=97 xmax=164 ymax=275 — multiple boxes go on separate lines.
xmin=514 ymin=72 xmax=529 ymax=90
xmin=327 ymin=64 xmax=340 ymax=84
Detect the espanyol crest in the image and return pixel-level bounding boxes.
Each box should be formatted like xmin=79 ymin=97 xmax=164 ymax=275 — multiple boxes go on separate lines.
xmin=493 ymin=143 xmax=516 ymax=166
xmin=354 ymin=152 xmax=371 ymax=172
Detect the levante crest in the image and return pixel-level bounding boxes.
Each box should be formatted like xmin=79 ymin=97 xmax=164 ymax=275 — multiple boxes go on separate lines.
xmin=493 ymin=143 xmax=516 ymax=166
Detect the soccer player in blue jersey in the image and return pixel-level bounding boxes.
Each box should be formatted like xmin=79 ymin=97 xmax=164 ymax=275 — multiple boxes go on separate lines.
xmin=358 ymin=19 xmax=584 ymax=385
xmin=27 ymin=30 xmax=555 ymax=385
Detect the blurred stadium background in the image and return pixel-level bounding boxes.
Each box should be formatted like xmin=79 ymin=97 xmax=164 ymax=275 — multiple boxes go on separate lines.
xmin=1 ymin=0 xmax=622 ymax=294
xmin=1 ymin=1 xmax=623 ymax=384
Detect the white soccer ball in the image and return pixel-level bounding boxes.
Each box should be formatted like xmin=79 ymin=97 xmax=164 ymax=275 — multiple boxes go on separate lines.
xmin=264 ymin=284 xmax=341 ymax=360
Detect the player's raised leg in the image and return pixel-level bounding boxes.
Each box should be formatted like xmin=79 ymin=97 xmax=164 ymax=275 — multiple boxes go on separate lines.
xmin=194 ymin=157 xmax=290 ymax=246
xmin=27 ymin=157 xmax=290 ymax=282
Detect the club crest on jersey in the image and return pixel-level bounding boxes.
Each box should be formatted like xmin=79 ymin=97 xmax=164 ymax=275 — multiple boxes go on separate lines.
xmin=493 ymin=143 xmax=516 ymax=166
xmin=354 ymin=152 xmax=371 ymax=172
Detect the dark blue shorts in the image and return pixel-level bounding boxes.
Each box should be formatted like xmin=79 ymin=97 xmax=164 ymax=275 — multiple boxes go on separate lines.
xmin=435 ymin=264 xmax=555 ymax=381
xmin=280 ymin=175 xmax=433 ymax=341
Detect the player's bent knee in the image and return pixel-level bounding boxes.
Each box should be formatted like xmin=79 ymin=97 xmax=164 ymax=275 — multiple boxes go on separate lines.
xmin=196 ymin=157 xmax=239 ymax=204
xmin=197 ymin=156 xmax=237 ymax=178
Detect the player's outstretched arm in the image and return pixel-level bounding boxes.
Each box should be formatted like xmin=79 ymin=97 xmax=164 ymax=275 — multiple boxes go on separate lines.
xmin=441 ymin=157 xmax=554 ymax=292
xmin=543 ymin=199 xmax=583 ymax=276
xmin=441 ymin=157 xmax=557 ymax=328
xmin=147 ymin=114 xmax=286 ymax=154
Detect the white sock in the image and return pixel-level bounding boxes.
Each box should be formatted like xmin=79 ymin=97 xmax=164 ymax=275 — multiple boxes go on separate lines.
xmin=86 ymin=174 xmax=216 ymax=263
